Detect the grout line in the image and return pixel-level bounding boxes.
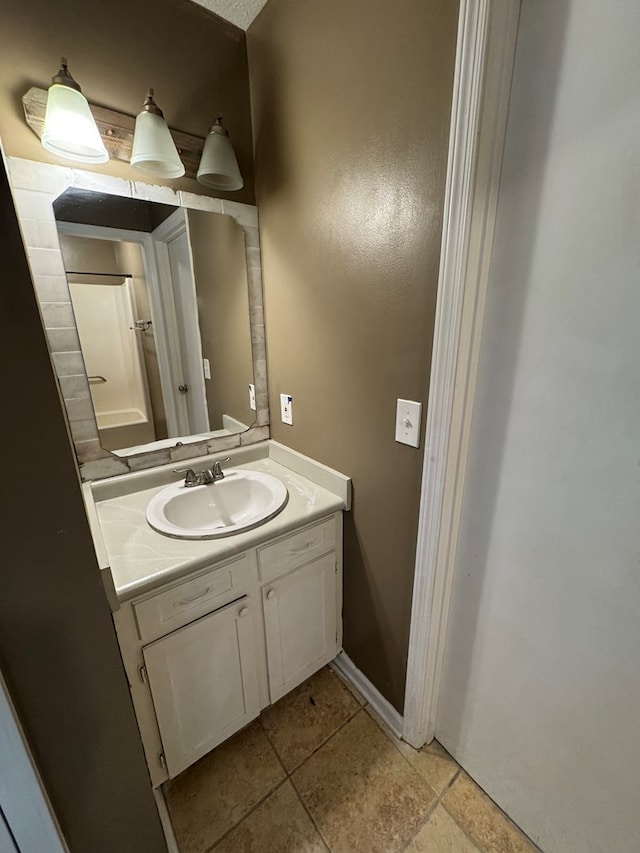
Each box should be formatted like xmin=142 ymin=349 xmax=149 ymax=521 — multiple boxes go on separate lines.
xmin=439 ymin=787 xmax=494 ymax=853
xmin=441 ymin=766 xmax=462 ymax=796
xmin=213 ymin=704 xmax=365 ymax=852
xmin=204 ymin=777 xmax=290 ymax=853
xmin=284 ymin=703 xmax=364 ymax=776
xmin=289 ymin=775 xmax=332 ymax=853
xmin=400 ymin=768 xmax=463 ymax=851
xmin=184 ymin=671 xmax=384 ymax=852
xmin=258 ymin=713 xmax=290 ymax=778
xmin=439 ymin=770 xmax=542 ymax=853
xmin=364 ymin=708 xmax=466 ymax=853
xmin=363 ymin=704 xmax=441 ymax=797
xmin=259 ymin=678 xmax=364 ymax=777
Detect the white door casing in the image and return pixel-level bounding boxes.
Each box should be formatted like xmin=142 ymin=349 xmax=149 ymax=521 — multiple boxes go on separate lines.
xmin=403 ymin=0 xmax=521 ymax=747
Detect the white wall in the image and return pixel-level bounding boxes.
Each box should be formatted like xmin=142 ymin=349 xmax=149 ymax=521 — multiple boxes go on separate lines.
xmin=436 ymin=2 xmax=640 ymax=851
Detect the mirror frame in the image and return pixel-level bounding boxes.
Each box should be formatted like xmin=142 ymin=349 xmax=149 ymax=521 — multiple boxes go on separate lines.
xmin=7 ymin=156 xmax=269 ymax=480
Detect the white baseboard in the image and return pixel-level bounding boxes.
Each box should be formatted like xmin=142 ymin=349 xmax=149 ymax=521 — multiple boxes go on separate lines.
xmin=330 ymin=652 xmax=404 ymax=739
xmin=153 ymin=787 xmax=179 ymax=853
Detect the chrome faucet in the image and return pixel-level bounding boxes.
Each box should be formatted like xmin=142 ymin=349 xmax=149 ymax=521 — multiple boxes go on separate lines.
xmin=174 ymin=467 xmax=199 ymax=487
xmin=174 ymin=458 xmax=230 ymax=487
xmin=210 ymin=457 xmax=230 ymax=482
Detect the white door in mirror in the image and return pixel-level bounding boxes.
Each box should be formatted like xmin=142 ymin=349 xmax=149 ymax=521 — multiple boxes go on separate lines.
xmin=146 ymin=469 xmax=288 ymax=539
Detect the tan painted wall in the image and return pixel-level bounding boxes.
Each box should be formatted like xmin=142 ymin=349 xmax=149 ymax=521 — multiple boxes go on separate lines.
xmin=188 ymin=209 xmax=254 ymax=428
xmin=248 ymin=0 xmax=458 ymax=710
xmin=0 ymin=0 xmax=255 ymax=204
xmin=0 ymin=160 xmax=165 ymax=850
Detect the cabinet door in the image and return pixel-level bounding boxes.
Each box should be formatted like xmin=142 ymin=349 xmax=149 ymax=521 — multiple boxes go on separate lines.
xmin=263 ymin=553 xmax=338 ymax=703
xmin=143 ymin=598 xmax=260 ymax=778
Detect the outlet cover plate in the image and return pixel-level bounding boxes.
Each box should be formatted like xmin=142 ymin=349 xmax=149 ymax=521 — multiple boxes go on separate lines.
xmin=395 ymin=399 xmax=422 ymax=447
xmin=280 ymin=393 xmax=293 ymax=425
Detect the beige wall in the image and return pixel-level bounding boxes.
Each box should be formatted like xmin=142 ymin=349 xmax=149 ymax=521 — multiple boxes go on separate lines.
xmin=248 ymin=0 xmax=459 ymax=710
xmin=0 ymin=0 xmax=255 ymax=204
xmin=188 ymin=209 xmax=254 ymax=428
xmin=0 ymin=159 xmax=165 ymax=850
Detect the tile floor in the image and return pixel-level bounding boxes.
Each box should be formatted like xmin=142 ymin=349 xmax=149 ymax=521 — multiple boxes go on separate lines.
xmin=164 ymin=667 xmax=539 ymax=853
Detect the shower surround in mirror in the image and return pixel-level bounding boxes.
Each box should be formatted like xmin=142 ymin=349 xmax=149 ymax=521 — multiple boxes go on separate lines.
xmin=54 ymin=191 xmax=255 ymax=454
xmin=7 ymin=157 xmax=269 ymax=480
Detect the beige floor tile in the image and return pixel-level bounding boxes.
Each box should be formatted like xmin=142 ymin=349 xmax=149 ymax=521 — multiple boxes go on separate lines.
xmin=165 ymin=720 xmax=286 ymax=853
xmin=405 ymin=805 xmax=480 ymax=852
xmin=213 ymin=780 xmax=327 ymax=853
xmin=442 ymin=773 xmax=538 ymax=853
xmin=366 ymin=706 xmax=459 ymax=794
xmin=293 ymin=709 xmax=437 ymax=853
xmin=260 ymin=667 xmax=361 ymax=771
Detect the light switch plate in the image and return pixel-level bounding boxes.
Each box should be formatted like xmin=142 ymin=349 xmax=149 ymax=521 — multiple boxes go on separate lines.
xmin=395 ymin=399 xmax=422 ymax=447
xmin=249 ymin=383 xmax=256 ymax=411
xmin=280 ymin=393 xmax=293 ymax=425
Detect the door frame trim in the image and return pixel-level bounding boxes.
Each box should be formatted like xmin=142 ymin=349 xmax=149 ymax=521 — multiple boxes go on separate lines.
xmin=403 ymin=0 xmax=521 ymax=748
xmin=0 ymin=672 xmax=68 ymax=852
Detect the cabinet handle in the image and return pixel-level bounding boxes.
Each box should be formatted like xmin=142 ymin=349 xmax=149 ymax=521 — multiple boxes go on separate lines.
xmin=239 ymin=607 xmax=249 ymax=618
xmin=289 ymin=540 xmax=313 ymax=554
xmin=175 ymin=587 xmax=211 ymax=607
xmin=266 ymin=589 xmax=276 ymax=601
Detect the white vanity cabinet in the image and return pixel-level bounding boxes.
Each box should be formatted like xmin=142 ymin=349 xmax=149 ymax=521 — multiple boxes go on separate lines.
xmin=258 ymin=518 xmax=340 ymax=702
xmin=113 ymin=512 xmax=343 ymax=787
xmin=142 ymin=597 xmax=261 ymax=778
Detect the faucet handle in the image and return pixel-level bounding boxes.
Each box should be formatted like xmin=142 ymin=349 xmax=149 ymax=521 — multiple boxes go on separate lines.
xmin=173 ymin=468 xmax=198 ymax=486
xmin=212 ymin=457 xmax=231 ymax=476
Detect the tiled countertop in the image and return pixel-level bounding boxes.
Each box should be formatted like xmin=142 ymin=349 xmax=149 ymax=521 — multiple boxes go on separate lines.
xmin=87 ymin=443 xmax=350 ymax=604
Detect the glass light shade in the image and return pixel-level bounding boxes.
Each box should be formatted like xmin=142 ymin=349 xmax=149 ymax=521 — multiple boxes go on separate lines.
xmin=197 ymin=129 xmax=243 ymax=191
xmin=41 ymin=83 xmax=108 ymax=164
xmin=131 ymin=110 xmax=185 ymax=179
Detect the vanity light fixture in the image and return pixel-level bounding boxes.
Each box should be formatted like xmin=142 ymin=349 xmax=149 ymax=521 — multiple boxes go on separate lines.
xmin=130 ymin=89 xmax=185 ymax=179
xmin=41 ymin=58 xmax=108 ymax=164
xmin=197 ymin=115 xmax=243 ymax=191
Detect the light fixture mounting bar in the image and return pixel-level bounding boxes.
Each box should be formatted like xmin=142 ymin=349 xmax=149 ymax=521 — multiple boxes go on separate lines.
xmin=22 ymin=87 xmax=206 ymax=180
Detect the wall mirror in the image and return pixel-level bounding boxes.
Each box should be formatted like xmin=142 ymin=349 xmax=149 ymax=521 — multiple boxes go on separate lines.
xmin=54 ymin=188 xmax=255 ymax=454
xmin=7 ymin=158 xmax=269 ymax=480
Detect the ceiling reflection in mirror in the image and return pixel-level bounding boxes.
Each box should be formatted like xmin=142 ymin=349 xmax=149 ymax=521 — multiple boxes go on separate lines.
xmin=52 ymin=188 xmax=255 ymax=455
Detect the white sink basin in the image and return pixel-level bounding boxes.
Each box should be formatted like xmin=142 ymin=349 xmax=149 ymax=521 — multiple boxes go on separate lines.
xmin=146 ymin=469 xmax=288 ymax=539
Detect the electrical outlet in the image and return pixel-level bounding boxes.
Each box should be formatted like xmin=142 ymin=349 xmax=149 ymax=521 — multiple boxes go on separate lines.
xmin=249 ymin=383 xmax=256 ymax=411
xmin=203 ymin=358 xmax=211 ymax=380
xmin=280 ymin=393 xmax=293 ymax=425
xmin=395 ymin=399 xmax=422 ymax=447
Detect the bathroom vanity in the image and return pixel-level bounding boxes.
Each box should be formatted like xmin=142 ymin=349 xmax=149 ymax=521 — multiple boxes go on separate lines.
xmin=84 ymin=441 xmax=350 ymax=787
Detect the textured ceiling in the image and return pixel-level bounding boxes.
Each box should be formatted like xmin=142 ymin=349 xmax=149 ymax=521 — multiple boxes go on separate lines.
xmin=191 ymin=0 xmax=269 ymax=30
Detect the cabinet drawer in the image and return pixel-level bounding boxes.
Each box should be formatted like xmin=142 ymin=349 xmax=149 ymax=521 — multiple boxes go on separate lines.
xmin=257 ymin=517 xmax=336 ymax=583
xmin=133 ymin=554 xmax=251 ymax=642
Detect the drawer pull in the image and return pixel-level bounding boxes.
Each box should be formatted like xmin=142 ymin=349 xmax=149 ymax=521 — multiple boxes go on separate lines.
xmin=266 ymin=589 xmax=276 ymax=601
xmin=289 ymin=540 xmax=313 ymax=554
xmin=239 ymin=607 xmax=249 ymax=618
xmin=175 ymin=587 xmax=211 ymax=607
